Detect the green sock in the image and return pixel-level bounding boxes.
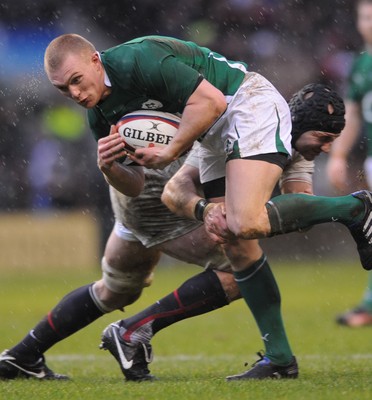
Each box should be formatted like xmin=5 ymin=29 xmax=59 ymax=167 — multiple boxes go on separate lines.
xmin=233 ymin=254 xmax=292 ymax=365
xmin=266 ymin=194 xmax=364 ymax=234
xmin=361 ymin=271 xmax=372 ymax=313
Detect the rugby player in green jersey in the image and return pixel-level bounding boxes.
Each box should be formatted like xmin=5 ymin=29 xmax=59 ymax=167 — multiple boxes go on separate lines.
xmin=327 ymin=0 xmax=372 ymax=327
xmin=0 ymin=33 xmax=296 ymax=383
xmin=0 ymin=81 xmax=344 ymax=382
xmin=43 ymin=33 xmax=372 ymax=379
xmin=43 ymin=34 xmax=370 ymax=271
xmin=0 ymin=32 xmax=361 ymax=382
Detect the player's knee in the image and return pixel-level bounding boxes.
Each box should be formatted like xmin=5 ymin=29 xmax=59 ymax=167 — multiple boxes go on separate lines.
xmin=100 ymin=256 xmax=154 ymax=306
xmin=92 ymin=280 xmax=128 ymax=311
xmin=227 ymin=212 xmax=269 ymax=239
xmin=214 ymin=271 xmax=241 ymax=301
xmin=227 ymin=219 xmax=262 ymax=239
xmin=93 ymin=258 xmax=152 ymax=313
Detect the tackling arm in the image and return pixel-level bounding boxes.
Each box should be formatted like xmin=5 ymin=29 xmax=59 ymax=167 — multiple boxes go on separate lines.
xmin=279 ymin=150 xmax=314 ymax=195
xmin=280 ymin=180 xmax=313 ymax=195
xmin=161 ymin=163 xmax=204 ymax=220
xmin=326 ymin=100 xmax=362 ymax=192
xmin=162 ymin=162 xmax=228 ymax=243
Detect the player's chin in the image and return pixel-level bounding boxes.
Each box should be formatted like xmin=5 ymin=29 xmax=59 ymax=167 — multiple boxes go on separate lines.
xmin=83 ymin=101 xmax=96 ymax=109
xmin=80 ymin=98 xmax=98 ymax=108
xmin=303 ymin=151 xmax=318 ymax=161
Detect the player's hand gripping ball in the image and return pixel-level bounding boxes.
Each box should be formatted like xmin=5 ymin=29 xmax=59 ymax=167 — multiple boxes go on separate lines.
xmin=116 ymin=110 xmax=180 ymax=154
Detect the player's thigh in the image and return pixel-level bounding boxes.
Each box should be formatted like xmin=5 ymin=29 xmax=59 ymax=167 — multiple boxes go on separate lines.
xmin=159 ymin=225 xmax=227 ymax=269
xmin=225 ymin=158 xmax=282 ymax=237
xmin=104 ymin=228 xmax=161 ymax=273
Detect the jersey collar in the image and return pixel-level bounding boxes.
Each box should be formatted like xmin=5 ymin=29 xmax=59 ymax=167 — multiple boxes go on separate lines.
xmin=96 ymin=51 xmax=112 ymax=87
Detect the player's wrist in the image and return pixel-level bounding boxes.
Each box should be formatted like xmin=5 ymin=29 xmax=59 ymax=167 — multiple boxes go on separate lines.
xmin=194 ymin=198 xmax=210 ymax=221
xmin=329 ymin=151 xmax=348 ymax=160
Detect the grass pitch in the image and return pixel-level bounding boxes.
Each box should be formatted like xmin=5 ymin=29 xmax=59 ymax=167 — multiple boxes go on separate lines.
xmin=1 ymin=259 xmax=372 ymax=400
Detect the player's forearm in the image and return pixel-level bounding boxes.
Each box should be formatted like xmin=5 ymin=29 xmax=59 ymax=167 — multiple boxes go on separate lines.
xmin=101 ymin=162 xmax=145 ymax=197
xmin=166 ymin=81 xmax=227 ymax=159
xmin=329 ymin=101 xmax=361 ymax=159
xmin=170 ymin=107 xmax=225 ymax=157
xmin=280 ymin=180 xmax=313 ymax=195
xmin=330 ymin=124 xmax=360 ymax=159
xmin=161 ymin=163 xmax=206 ymax=220
xmin=162 ymin=174 xmax=202 ymax=219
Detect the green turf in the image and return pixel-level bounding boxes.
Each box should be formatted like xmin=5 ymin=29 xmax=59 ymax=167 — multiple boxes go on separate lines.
xmin=1 ymin=260 xmax=372 ymax=400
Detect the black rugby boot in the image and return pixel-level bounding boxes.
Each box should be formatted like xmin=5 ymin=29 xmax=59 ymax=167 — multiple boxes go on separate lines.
xmin=226 ymin=352 xmax=298 ymax=381
xmin=0 ymin=350 xmax=69 ymax=380
xmin=100 ymin=321 xmax=155 ymax=382
xmin=348 ymin=190 xmax=372 ymax=270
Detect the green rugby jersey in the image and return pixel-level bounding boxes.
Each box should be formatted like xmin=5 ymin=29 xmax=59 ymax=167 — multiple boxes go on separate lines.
xmin=88 ymin=36 xmax=247 ymax=141
xmin=347 ymin=50 xmax=372 ymax=155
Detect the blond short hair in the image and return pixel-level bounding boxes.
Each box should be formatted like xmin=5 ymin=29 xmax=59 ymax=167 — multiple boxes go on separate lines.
xmin=44 ymin=33 xmax=96 ymax=73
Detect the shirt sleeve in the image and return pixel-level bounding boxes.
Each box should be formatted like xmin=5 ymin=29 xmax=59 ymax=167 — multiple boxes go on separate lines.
xmin=279 ymin=150 xmax=314 ymax=189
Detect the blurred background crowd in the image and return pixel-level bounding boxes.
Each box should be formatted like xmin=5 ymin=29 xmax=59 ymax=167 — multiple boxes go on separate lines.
xmin=0 ymin=0 xmax=365 ymax=249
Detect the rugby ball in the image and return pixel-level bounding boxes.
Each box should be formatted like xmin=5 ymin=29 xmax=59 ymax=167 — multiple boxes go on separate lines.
xmin=116 ymin=110 xmax=180 ymax=150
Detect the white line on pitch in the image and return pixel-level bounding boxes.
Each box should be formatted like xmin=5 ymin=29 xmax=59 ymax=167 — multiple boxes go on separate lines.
xmin=47 ymin=354 xmax=372 ymax=362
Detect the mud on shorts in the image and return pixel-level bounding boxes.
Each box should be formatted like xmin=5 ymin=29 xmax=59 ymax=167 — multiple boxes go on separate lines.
xmin=197 ymin=72 xmax=293 ymax=184
xmin=113 ymin=220 xmax=232 ymax=273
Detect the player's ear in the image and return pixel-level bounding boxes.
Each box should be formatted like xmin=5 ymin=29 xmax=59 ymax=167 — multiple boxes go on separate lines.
xmin=91 ymin=52 xmax=101 ymax=67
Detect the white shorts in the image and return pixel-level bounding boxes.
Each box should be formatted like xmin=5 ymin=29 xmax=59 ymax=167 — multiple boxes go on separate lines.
xmin=114 ymin=220 xmax=140 ymax=242
xmin=198 ymin=72 xmax=292 ymax=184
xmin=110 ymin=162 xmax=202 ymax=248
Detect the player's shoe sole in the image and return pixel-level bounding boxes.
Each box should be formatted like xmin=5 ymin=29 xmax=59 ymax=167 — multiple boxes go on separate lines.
xmin=226 ymin=352 xmax=298 ymax=380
